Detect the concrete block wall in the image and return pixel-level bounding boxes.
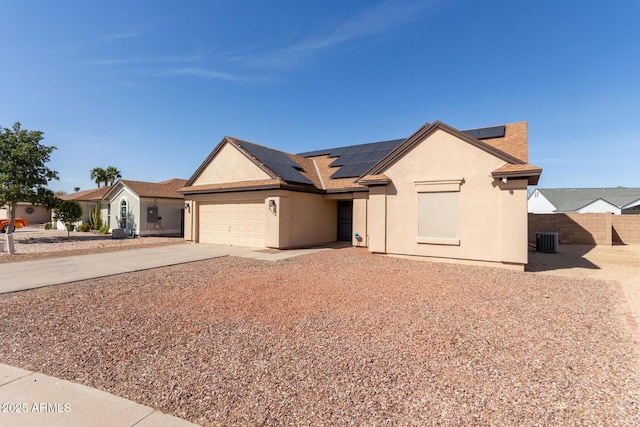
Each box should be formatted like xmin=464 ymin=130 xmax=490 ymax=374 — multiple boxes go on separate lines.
xmin=528 ymin=213 xmax=612 ymax=245
xmin=612 ymin=216 xmax=640 ymax=244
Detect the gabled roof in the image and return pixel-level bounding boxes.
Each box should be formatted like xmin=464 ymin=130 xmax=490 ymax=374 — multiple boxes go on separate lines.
xmin=60 ymin=186 xmax=112 ymax=202
xmin=105 ymin=178 xmax=187 ymax=200
xmin=181 ymin=120 xmax=541 ymax=194
xmin=534 ymin=188 xmax=640 ymax=212
xmin=361 ymin=121 xmax=540 ymax=185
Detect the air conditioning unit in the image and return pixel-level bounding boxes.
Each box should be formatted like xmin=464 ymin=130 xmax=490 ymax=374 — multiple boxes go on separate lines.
xmin=536 ymin=232 xmax=558 ymax=253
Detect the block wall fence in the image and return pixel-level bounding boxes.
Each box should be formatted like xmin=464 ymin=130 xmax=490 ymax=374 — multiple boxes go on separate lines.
xmin=528 ymin=213 xmax=640 ymax=245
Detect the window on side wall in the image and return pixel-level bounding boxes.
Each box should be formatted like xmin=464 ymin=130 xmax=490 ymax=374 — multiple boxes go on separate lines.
xmin=415 ymin=179 xmax=462 ymax=246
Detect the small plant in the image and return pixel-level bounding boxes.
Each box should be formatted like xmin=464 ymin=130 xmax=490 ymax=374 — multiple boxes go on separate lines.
xmin=99 ymin=224 xmax=110 ymax=235
xmin=79 ymin=223 xmax=91 ymax=232
xmin=54 ymin=200 xmax=83 ymax=237
xmin=44 ymin=222 xmax=52 ymax=230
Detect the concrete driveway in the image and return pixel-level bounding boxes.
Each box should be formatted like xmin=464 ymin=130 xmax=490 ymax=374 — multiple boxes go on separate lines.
xmin=0 ymin=243 xmax=334 ymax=294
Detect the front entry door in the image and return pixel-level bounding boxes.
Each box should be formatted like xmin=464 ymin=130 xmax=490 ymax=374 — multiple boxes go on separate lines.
xmin=337 ymin=201 xmax=353 ymax=242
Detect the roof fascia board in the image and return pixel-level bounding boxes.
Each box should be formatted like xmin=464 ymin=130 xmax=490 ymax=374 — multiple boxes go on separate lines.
xmin=576 ymin=198 xmax=618 ymax=211
xmin=622 ymin=198 xmax=640 ymax=209
xmin=102 ymin=181 xmax=131 ymax=201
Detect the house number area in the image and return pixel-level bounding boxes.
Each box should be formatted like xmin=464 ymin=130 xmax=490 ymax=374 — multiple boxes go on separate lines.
xmin=1 ymin=402 xmax=71 ymax=413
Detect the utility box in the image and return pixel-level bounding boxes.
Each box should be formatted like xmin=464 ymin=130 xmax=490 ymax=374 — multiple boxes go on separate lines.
xmin=112 ymin=228 xmax=125 ymax=239
xmin=536 ymin=232 xmax=558 ymax=253
xmin=147 ymin=207 xmax=158 ymax=223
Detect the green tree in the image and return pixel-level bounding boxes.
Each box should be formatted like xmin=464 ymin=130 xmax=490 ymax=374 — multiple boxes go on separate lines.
xmin=105 ymin=166 xmax=121 ymax=186
xmin=54 ymin=200 xmax=83 ymax=237
xmin=90 ymin=167 xmax=107 ymax=188
xmin=0 ymin=122 xmax=59 ymax=254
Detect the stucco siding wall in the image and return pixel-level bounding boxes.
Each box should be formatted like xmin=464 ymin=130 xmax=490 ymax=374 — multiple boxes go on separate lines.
xmin=193 ymin=143 xmax=271 ymax=185
xmin=527 ymin=191 xmax=556 ymax=213
xmin=284 ymin=191 xmax=336 ymax=248
xmin=139 ymin=199 xmax=184 ymax=236
xmin=108 ymin=187 xmax=140 ymax=234
xmin=353 ymin=193 xmax=368 ymax=247
xmin=577 ymin=199 xmax=621 ymax=214
xmin=381 ymin=129 xmax=527 ymax=266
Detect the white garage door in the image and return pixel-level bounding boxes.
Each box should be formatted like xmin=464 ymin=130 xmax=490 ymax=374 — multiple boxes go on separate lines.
xmin=199 ymin=201 xmax=265 ymax=247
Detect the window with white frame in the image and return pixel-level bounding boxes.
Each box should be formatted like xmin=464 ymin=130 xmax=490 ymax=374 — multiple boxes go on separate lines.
xmin=415 ymin=179 xmax=462 ymax=245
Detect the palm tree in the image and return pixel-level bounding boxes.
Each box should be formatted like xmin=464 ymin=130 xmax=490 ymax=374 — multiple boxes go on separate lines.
xmin=105 ymin=166 xmax=122 ymax=186
xmin=90 ymin=167 xmax=107 ymax=188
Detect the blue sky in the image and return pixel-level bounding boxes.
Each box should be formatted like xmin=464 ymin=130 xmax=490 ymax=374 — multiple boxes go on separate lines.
xmin=1 ymin=0 xmax=638 ymax=193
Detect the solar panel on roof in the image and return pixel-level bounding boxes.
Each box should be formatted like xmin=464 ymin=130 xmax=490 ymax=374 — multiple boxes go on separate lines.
xmin=463 ymin=129 xmax=481 ymax=138
xmin=330 ymin=154 xmax=356 ymax=167
xmin=477 ymin=126 xmax=505 ymax=139
xmin=237 ymin=140 xmax=313 ymax=185
xmin=463 ymin=126 xmax=505 ymax=140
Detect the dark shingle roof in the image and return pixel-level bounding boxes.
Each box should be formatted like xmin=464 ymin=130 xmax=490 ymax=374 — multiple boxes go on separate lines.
xmin=536 ymin=188 xmax=640 ymax=212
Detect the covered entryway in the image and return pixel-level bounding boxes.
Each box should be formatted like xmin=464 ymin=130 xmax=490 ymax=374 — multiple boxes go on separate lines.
xmin=337 ymin=200 xmax=353 ymax=241
xmin=198 ymin=201 xmax=265 ymax=247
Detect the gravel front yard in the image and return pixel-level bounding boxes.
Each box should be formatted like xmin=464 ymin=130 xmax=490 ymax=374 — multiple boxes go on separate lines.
xmin=0 ymin=228 xmax=184 ymax=263
xmin=1 ymin=247 xmax=639 ymax=425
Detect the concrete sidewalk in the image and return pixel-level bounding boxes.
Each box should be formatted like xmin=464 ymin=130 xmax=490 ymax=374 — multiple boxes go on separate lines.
xmin=0 ymin=243 xmax=333 ymax=294
xmin=0 ymin=364 xmax=199 ymax=427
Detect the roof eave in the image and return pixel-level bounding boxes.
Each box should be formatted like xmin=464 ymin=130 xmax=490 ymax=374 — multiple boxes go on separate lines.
xmin=491 ymin=169 xmax=542 ymax=186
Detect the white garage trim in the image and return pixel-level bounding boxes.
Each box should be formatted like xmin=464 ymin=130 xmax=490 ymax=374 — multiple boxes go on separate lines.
xmin=198 ymin=201 xmax=265 ymax=247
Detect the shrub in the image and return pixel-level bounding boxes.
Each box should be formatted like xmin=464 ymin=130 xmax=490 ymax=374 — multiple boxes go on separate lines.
xmin=66 ymin=224 xmax=75 ymax=232
xmin=44 ymin=222 xmax=52 ymax=230
xmin=78 ymin=223 xmax=91 ymax=232
xmin=99 ymin=224 xmax=110 ymax=235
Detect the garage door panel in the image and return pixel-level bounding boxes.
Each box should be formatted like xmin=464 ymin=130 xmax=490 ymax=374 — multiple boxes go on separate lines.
xmin=199 ymin=201 xmax=265 ymax=247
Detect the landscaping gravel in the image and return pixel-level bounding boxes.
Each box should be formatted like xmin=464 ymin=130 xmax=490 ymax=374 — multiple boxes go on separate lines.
xmin=0 ymin=229 xmax=184 ymax=263
xmin=1 ymin=248 xmax=639 ymax=426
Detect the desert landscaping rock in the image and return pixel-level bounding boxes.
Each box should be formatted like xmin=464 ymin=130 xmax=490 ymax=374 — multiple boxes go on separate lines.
xmin=1 ymin=248 xmax=639 ymax=426
xmin=0 ymin=229 xmax=184 ymax=263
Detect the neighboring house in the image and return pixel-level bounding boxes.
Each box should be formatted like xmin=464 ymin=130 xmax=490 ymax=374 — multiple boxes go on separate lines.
xmin=528 ymin=188 xmax=640 ymax=214
xmin=0 ymin=202 xmax=51 ymax=224
xmin=180 ymin=120 xmax=541 ymax=269
xmin=102 ymin=179 xmax=187 ymax=236
xmin=58 ymin=187 xmax=112 ymax=230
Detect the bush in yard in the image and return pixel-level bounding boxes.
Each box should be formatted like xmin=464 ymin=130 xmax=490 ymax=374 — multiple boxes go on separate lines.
xmin=54 ymin=200 xmax=83 ymax=237
xmin=78 ymin=223 xmax=91 ymax=232
xmin=44 ymin=222 xmax=52 ymax=230
xmin=99 ymin=224 xmax=110 ymax=235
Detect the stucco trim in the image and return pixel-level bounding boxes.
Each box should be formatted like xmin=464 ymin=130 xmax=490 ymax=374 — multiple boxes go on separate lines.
xmin=416 ymin=236 xmax=460 ymax=245
xmin=414 ymin=179 xmax=463 ymax=193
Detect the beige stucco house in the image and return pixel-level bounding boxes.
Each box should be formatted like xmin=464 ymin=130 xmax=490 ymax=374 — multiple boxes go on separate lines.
xmin=180 ymin=120 xmax=541 ymax=269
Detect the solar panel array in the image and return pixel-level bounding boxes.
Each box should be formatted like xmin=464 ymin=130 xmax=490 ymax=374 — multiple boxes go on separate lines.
xmin=236 ymin=140 xmax=313 ymax=185
xmin=463 ymin=125 xmax=505 ymax=140
xmin=295 ymin=125 xmax=507 ymax=182
xmin=299 ymin=139 xmax=405 ymax=179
